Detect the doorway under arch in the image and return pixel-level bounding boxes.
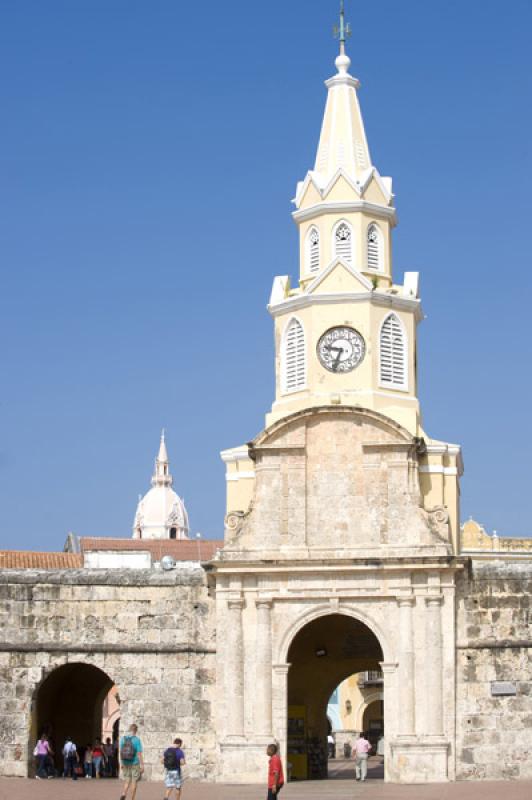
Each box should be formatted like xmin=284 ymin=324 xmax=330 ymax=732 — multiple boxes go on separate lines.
xmin=362 ymin=697 xmax=384 ymax=749
xmin=30 ymin=662 xmax=117 ymax=774
xmin=286 ymin=613 xmax=383 ymax=780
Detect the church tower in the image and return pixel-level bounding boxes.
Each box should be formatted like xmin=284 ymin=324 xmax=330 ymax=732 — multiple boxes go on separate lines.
xmin=267 ymin=8 xmax=420 ymax=434
xmin=133 ymin=432 xmax=189 ymax=540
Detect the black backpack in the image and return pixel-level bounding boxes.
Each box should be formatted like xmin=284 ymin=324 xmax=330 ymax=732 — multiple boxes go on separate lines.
xmin=120 ymin=737 xmax=135 ymax=762
xmin=163 ymin=748 xmax=179 ymax=771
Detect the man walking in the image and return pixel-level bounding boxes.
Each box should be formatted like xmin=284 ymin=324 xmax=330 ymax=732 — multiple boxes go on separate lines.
xmin=62 ymin=736 xmax=79 ymax=780
xmin=119 ymin=723 xmax=144 ymax=800
xmin=266 ymin=743 xmax=284 ymax=800
xmin=353 ymin=732 xmax=372 ymax=782
xmin=162 ymin=737 xmax=186 ymax=800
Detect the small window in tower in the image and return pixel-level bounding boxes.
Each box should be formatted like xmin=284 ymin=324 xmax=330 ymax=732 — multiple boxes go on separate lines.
xmin=307 ymin=227 xmax=320 ymax=273
xmin=282 ymin=317 xmax=306 ymax=394
xmin=380 ymin=313 xmax=407 ymax=390
xmin=170 ymin=527 xmax=177 ymax=540
xmin=367 ymin=224 xmax=382 ymax=271
xmin=334 ymin=222 xmax=352 ymax=264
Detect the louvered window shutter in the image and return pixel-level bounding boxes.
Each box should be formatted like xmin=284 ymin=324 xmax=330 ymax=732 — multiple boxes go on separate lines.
xmin=309 ymin=228 xmax=320 ymax=273
xmin=335 ymin=223 xmax=352 ymax=264
xmin=380 ymin=314 xmax=407 ymax=389
xmin=283 ymin=319 xmax=306 ymax=393
xmin=367 ymin=224 xmax=381 ymax=271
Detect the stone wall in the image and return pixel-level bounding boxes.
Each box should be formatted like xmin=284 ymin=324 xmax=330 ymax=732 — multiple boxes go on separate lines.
xmin=0 ymin=568 xmax=217 ymax=780
xmin=456 ymin=560 xmax=532 ymax=781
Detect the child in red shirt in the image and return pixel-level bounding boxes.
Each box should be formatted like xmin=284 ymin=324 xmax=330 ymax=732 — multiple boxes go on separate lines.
xmin=266 ymin=743 xmax=284 ymax=800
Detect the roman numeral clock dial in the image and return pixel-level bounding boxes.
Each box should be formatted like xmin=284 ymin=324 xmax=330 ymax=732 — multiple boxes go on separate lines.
xmin=317 ymin=326 xmax=366 ymax=373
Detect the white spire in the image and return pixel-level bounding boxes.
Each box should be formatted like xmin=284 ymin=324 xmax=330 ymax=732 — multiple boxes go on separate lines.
xmin=158 ymin=428 xmax=169 ymax=464
xmin=312 ymin=42 xmax=372 ymax=186
xmin=152 ymin=429 xmax=173 ymax=487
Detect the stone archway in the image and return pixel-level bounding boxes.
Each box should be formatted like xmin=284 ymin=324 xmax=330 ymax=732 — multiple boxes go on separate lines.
xmin=285 ymin=612 xmax=384 ymax=780
xmin=30 ymin=662 xmax=116 ymax=774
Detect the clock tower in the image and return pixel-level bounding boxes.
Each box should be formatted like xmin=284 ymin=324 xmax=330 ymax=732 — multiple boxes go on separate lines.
xmin=221 ymin=5 xmax=463 ymax=552
xmin=216 ymin=5 xmax=465 ymax=785
xmin=267 ymin=25 xmax=421 ymax=434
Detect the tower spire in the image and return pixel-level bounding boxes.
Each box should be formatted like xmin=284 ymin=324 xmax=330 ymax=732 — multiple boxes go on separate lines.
xmin=152 ymin=429 xmax=173 ymax=487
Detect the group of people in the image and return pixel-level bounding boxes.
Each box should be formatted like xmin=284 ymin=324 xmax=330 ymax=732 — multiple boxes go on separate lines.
xmin=62 ymin=736 xmax=118 ymax=779
xmin=35 ymin=726 xmax=373 ymax=795
xmin=33 ymin=733 xmax=118 ymax=780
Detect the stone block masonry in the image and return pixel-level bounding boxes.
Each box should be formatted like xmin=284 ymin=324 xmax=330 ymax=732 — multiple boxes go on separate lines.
xmin=0 ymin=568 xmax=217 ymax=781
xmin=456 ymin=561 xmax=532 ymax=780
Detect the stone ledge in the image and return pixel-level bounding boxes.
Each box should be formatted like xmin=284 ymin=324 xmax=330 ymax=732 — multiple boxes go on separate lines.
xmin=457 ymin=640 xmax=532 ymax=650
xmin=0 ymin=642 xmax=216 ymax=654
xmin=0 ymin=569 xmax=206 ymax=586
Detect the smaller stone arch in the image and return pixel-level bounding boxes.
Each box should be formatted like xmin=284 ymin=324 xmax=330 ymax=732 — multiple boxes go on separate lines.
xmin=354 ymin=690 xmax=384 ymax=731
xmin=29 ymin=661 xmax=118 ymax=776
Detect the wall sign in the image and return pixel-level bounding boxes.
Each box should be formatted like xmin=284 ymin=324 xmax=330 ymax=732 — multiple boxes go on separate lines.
xmin=491 ymin=681 xmax=517 ymax=696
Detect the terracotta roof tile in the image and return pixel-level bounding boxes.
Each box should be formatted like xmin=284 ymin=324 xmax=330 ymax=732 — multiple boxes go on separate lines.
xmin=0 ymin=551 xmax=83 ymax=569
xmin=79 ymin=537 xmax=223 ymax=561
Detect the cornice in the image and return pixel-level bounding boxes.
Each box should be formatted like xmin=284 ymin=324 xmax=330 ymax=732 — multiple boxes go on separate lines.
xmin=212 ymin=555 xmax=465 ymax=574
xmin=292 ymin=200 xmax=397 ymax=226
xmin=268 ymin=290 xmax=423 ymax=322
xmin=220 ymin=446 xmax=250 ymax=463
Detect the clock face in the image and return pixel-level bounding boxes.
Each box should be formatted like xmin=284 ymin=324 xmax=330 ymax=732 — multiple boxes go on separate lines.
xmin=317 ymin=326 xmax=366 ymax=373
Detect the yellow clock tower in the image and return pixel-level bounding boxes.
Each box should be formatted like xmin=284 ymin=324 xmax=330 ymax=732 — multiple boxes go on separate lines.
xmin=221 ymin=6 xmax=463 ymax=553
xmin=268 ymin=33 xmax=420 ymax=434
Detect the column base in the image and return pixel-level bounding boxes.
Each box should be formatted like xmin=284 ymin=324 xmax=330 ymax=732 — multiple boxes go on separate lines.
xmin=218 ymin=740 xmax=270 ymax=783
xmin=389 ymin=737 xmax=449 ymax=783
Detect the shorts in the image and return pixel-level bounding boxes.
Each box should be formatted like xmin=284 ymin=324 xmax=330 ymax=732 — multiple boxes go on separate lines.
xmin=121 ymin=763 xmax=142 ymax=782
xmin=165 ymin=770 xmax=182 ymax=789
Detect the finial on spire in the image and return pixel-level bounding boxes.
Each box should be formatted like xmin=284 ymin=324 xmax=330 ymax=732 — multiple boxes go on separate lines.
xmin=333 ymin=0 xmax=352 ymax=74
xmin=333 ymin=0 xmax=351 ymax=56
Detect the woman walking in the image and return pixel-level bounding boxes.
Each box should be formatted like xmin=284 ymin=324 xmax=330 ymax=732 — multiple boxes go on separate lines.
xmin=84 ymin=744 xmax=93 ymax=778
xmin=92 ymin=739 xmax=104 ymax=778
xmin=34 ymin=734 xmax=53 ymax=779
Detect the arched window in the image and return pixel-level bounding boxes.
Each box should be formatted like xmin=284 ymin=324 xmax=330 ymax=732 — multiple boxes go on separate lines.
xmin=367 ymin=224 xmax=382 ymax=271
xmin=169 ymin=527 xmax=177 ymax=540
xmin=380 ymin=313 xmax=407 ymax=390
xmin=334 ymin=221 xmax=353 ymax=264
xmin=307 ymin=227 xmax=320 ymax=273
xmin=282 ymin=317 xmax=306 ymax=394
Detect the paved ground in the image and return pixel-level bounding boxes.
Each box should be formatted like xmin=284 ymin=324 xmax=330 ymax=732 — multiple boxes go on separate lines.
xmin=1 ymin=761 xmax=531 ymax=800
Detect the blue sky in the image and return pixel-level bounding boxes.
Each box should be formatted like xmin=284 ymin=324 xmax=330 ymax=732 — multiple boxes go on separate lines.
xmin=0 ymin=0 xmax=531 ymax=550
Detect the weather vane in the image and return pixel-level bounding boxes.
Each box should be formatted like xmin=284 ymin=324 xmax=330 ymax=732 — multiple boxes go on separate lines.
xmin=333 ymin=0 xmax=352 ymax=55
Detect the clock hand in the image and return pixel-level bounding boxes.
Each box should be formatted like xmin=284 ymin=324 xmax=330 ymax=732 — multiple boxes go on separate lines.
xmin=332 ymin=348 xmax=343 ymax=370
xmin=325 ymin=345 xmax=343 ymax=353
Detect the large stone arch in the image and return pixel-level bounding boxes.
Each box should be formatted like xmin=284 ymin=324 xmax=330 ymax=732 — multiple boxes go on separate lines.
xmin=276 ymin=603 xmax=394 ymax=666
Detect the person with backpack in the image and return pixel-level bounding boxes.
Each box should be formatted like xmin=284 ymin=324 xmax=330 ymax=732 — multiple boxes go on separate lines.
xmin=119 ymin=723 xmax=144 ymax=800
xmin=162 ymin=738 xmax=186 ymax=800
xmin=62 ymin=736 xmax=79 ymax=780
